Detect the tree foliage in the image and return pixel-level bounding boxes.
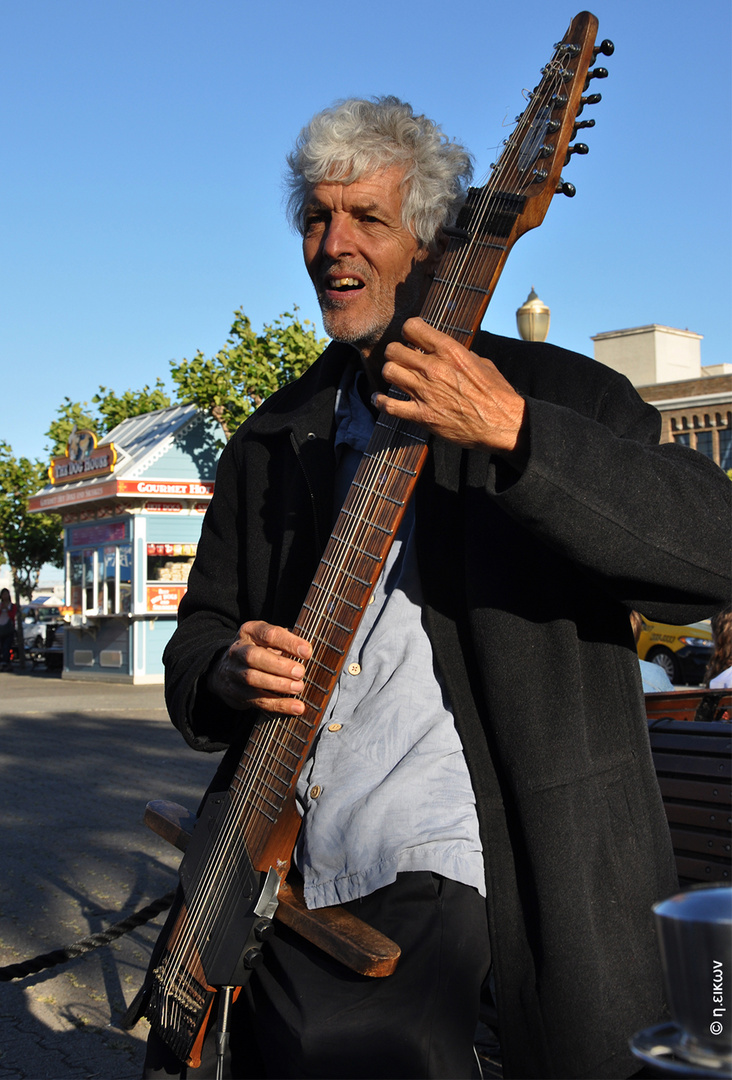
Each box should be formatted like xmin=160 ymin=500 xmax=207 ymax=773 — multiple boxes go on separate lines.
xmin=0 ymin=442 xmax=63 ymax=603
xmin=46 ymin=379 xmax=171 ymax=456
xmin=169 ymin=308 xmax=327 ymax=440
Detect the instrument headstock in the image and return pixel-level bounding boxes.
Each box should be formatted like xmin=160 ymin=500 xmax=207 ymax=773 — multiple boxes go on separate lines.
xmin=487 ymin=10 xmax=610 ymax=235
xmin=427 ymin=11 xmax=612 ymax=342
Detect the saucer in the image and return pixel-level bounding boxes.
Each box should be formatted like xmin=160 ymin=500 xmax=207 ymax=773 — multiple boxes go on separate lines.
xmin=631 ymin=1022 xmax=732 ymax=1078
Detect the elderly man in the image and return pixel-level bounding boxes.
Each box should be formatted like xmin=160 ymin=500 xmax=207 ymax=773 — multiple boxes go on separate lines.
xmin=145 ymin=97 xmax=730 ymax=1079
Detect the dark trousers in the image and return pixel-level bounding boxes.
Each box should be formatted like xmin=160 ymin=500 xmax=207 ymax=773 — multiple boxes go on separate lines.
xmin=0 ymin=625 xmax=13 ymax=665
xmin=143 ymin=871 xmax=491 ymax=1079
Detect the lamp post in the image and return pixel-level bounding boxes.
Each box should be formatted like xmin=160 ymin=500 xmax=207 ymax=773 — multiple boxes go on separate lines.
xmin=516 ymin=287 xmax=550 ymax=342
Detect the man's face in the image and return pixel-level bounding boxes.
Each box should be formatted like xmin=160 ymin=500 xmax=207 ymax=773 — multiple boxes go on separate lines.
xmin=302 ymin=166 xmax=434 ymax=372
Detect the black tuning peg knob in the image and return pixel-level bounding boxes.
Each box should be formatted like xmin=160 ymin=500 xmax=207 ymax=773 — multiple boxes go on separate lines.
xmin=593 ymin=39 xmax=615 ymax=59
xmin=576 ymin=92 xmax=602 ymax=115
xmin=584 ymin=67 xmax=608 ymax=90
xmin=556 ymin=179 xmax=576 ymax=197
xmin=573 ymin=119 xmax=596 ymax=138
xmin=564 ymin=143 xmax=589 ymax=166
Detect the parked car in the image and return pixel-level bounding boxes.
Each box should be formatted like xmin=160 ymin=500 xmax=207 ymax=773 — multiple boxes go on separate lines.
xmin=20 ymin=597 xmax=67 ymax=664
xmin=636 ymin=616 xmax=713 ymax=685
xmin=21 ymin=599 xmax=63 ymax=648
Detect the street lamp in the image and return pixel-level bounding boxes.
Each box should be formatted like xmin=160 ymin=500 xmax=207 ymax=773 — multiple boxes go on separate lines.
xmin=516 ymin=287 xmax=550 ymax=343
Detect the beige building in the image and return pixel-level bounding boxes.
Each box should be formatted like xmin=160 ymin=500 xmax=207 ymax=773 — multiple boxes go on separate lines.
xmin=592 ymin=325 xmax=732 ymax=474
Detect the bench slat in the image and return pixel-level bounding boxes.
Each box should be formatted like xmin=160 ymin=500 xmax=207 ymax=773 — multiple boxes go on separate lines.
xmin=657 ymin=775 xmax=730 ymax=805
xmin=652 ymin=750 xmax=731 ymax=779
xmin=649 ymin=731 xmax=732 ymax=753
xmin=675 ymin=854 xmax=731 ymax=883
xmin=663 ymin=801 xmax=732 ymax=830
xmin=646 ymin=688 xmax=732 ymax=725
xmin=668 ymin=826 xmax=732 ymax=858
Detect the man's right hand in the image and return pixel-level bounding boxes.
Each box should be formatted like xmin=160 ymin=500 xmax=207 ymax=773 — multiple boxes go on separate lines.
xmin=206 ymin=620 xmax=312 ymax=716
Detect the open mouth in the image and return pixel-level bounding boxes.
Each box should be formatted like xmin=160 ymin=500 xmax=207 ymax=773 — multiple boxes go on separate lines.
xmin=327 ymin=276 xmax=365 ymax=293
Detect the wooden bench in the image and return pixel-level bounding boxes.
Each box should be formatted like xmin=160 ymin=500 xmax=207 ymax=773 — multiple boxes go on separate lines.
xmin=646 ymin=689 xmax=731 ymax=886
xmin=645 ymin=687 xmax=731 ymax=725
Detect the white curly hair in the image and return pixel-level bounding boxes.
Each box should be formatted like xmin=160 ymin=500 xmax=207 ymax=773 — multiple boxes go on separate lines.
xmin=285 ymin=96 xmax=474 ymax=251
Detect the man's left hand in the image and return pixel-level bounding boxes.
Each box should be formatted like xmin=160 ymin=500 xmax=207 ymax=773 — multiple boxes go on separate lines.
xmin=376 ymin=318 xmax=528 ymax=465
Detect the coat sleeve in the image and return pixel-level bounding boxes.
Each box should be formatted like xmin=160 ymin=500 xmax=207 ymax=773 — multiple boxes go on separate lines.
xmin=486 ymin=367 xmax=730 ymax=623
xmin=163 ymin=433 xmax=255 ymax=754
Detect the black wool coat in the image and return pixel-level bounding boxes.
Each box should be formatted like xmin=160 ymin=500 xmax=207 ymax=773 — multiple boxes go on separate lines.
xmin=164 ymin=332 xmax=731 ymax=1079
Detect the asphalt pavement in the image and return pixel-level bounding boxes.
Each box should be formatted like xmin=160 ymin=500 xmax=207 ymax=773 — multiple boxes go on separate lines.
xmin=0 ymin=664 xmax=223 ymax=1080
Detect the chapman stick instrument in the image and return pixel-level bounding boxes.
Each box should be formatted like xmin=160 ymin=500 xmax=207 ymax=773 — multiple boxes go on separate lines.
xmin=140 ymin=11 xmax=612 ymax=1071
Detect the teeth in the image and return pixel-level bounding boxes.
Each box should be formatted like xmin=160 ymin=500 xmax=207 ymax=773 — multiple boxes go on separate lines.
xmin=330 ymin=277 xmax=361 ymax=288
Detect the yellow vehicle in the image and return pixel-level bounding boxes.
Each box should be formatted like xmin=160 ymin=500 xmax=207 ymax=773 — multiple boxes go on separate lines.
xmin=636 ymin=617 xmax=713 ymax=686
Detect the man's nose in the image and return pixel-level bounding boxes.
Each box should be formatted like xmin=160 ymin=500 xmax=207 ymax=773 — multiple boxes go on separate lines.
xmin=321 ymin=214 xmax=356 ymax=259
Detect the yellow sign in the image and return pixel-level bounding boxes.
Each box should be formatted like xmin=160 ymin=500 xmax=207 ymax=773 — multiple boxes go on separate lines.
xmin=48 ymin=430 xmax=117 ymax=485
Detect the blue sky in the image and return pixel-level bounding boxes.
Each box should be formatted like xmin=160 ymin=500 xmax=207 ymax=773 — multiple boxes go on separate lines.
xmin=2 ymin=0 xmax=730 ymax=465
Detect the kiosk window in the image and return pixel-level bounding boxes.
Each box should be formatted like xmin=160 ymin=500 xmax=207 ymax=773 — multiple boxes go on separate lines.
xmin=68 ymin=541 xmax=132 ymax=615
xmin=147 ymin=544 xmax=196 ymax=584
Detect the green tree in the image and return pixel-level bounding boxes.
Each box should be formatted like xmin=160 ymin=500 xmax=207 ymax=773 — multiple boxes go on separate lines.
xmin=46 ymin=400 xmax=98 ymax=458
xmin=46 ymin=379 xmax=171 ymax=456
xmin=93 ymin=378 xmax=171 ymax=434
xmin=170 ymin=308 xmax=327 ymax=440
xmin=0 ymin=443 xmax=64 ymax=660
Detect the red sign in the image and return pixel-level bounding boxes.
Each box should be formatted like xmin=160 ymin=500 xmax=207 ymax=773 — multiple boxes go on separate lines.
xmin=145 ymin=501 xmax=183 ymax=513
xmin=147 ymin=584 xmax=187 ymax=612
xmin=29 ymin=480 xmax=119 ymax=512
xmin=117 ymin=480 xmax=214 ymax=498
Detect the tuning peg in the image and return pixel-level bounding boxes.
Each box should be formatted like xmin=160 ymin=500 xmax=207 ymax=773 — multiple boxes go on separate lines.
xmin=593 ymin=39 xmax=615 ymax=60
xmin=564 ymin=143 xmax=589 ymax=166
xmin=584 ymin=67 xmax=608 ymax=90
xmin=555 ymin=41 xmax=581 ymax=57
xmin=572 ymin=118 xmax=596 ymax=138
xmin=556 ymin=179 xmax=576 ymax=197
xmin=576 ymin=92 xmax=602 ymax=115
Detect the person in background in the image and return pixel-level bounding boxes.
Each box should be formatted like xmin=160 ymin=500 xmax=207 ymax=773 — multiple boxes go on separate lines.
xmin=704 ymin=606 xmax=732 ymax=688
xmin=0 ymin=588 xmax=17 ymax=671
xmin=630 ymin=610 xmax=675 ymax=693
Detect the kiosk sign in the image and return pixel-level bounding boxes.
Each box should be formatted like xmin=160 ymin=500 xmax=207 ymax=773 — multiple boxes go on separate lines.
xmin=49 ymin=430 xmax=117 ymax=485
xmin=147 ymin=584 xmax=187 ymax=612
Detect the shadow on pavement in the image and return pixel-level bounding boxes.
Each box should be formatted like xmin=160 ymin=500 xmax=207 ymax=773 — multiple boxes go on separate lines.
xmin=0 ymin=676 xmax=221 ymax=1080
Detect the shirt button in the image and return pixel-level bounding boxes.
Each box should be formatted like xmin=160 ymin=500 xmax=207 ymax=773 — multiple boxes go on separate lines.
xmin=347 ymin=662 xmax=361 ymax=676
xmin=309 ymin=784 xmax=322 ymax=799
xmin=327 ymin=723 xmax=342 ymax=732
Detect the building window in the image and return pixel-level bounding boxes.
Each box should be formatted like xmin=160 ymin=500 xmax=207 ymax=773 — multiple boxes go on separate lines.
xmin=720 ymin=428 xmax=732 ymax=472
xmin=696 ymin=430 xmax=714 ymax=460
xmin=674 ymin=432 xmax=691 ymax=447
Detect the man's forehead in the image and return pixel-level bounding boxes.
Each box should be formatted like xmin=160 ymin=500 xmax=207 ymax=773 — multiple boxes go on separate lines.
xmin=306 ymin=166 xmax=407 ymax=210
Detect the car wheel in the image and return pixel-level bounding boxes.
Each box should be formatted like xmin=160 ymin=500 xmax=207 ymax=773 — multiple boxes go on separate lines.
xmin=646 ymin=646 xmax=679 ymax=684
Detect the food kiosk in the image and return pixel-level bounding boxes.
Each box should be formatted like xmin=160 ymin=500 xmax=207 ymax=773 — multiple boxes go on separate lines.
xmin=29 ymin=404 xmax=222 ymax=683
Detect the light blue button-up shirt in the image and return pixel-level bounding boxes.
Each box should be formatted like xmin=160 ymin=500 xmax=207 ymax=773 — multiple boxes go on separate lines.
xmin=294 ymin=365 xmax=485 ymax=909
